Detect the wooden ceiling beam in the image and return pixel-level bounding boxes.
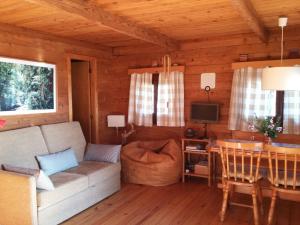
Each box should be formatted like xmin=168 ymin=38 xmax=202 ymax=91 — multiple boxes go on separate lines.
xmin=25 ymin=0 xmax=179 ymax=50
xmin=231 ymin=0 xmax=268 ymax=42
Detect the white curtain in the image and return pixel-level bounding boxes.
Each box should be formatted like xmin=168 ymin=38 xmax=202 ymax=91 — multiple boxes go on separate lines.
xmin=128 ymin=73 xmax=154 ymax=127
xmin=283 ymin=91 xmax=300 ymax=134
xmin=228 ymin=67 xmax=276 ymax=131
xmin=157 ymin=71 xmax=185 ymax=127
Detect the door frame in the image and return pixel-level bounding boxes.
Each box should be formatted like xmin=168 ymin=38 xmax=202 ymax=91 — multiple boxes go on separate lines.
xmin=66 ymin=53 xmax=99 ymax=143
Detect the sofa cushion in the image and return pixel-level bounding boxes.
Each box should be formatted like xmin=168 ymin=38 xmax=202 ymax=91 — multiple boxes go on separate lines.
xmin=0 ymin=126 xmax=49 ymax=169
xmin=85 ymin=144 xmax=121 ymax=163
xmin=66 ymin=161 xmax=121 ymax=187
xmin=36 ymin=170 xmax=55 ymax=191
xmin=36 ymin=148 xmax=78 ymax=176
xmin=40 ymin=122 xmax=86 ymax=162
xmin=37 ymin=172 xmax=88 ymax=208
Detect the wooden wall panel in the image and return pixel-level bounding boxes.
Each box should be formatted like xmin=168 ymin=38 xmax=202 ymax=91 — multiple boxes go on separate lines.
xmin=99 ymin=30 xmax=300 ymax=144
xmin=0 ymin=27 xmax=111 ymax=132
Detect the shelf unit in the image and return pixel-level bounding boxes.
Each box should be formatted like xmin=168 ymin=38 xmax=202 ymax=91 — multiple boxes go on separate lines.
xmin=181 ymin=138 xmax=212 ymax=186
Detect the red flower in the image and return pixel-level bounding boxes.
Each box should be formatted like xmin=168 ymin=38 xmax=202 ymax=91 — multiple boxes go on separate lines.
xmin=0 ymin=119 xmax=6 ymax=128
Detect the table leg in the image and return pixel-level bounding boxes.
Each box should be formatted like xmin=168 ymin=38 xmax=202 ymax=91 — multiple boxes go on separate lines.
xmin=208 ymin=152 xmax=211 ymax=187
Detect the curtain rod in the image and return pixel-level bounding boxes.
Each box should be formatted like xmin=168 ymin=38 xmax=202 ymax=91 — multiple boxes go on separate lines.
xmin=232 ymin=59 xmax=300 ymax=70
xmin=128 ymin=66 xmax=185 ymax=75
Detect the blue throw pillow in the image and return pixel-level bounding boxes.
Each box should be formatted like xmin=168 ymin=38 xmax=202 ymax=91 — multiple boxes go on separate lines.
xmin=36 ymin=148 xmax=78 ymax=176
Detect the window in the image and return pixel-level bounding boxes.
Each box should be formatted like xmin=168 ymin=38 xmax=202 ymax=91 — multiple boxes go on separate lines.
xmin=0 ymin=57 xmax=56 ymax=115
xmin=128 ymin=71 xmax=184 ymax=127
xmin=228 ymin=67 xmax=276 ymax=131
xmin=283 ymin=90 xmax=300 ymax=134
xmin=228 ymin=67 xmax=300 ymax=134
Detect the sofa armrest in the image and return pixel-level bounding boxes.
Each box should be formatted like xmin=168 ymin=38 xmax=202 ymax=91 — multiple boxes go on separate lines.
xmin=0 ymin=170 xmax=38 ymax=225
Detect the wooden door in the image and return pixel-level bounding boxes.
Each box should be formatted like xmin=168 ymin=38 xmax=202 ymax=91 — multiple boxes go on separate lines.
xmin=71 ymin=60 xmax=91 ymax=143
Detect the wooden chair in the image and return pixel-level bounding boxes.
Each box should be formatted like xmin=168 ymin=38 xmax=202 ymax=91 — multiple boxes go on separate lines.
xmin=265 ymin=144 xmax=300 ymax=225
xmin=217 ymin=140 xmax=264 ymax=225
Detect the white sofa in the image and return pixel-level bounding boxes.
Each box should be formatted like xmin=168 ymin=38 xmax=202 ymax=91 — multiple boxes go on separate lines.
xmin=0 ymin=122 xmax=121 ymax=225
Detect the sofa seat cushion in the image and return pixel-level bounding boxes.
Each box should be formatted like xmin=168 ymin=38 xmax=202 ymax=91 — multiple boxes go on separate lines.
xmin=66 ymin=161 xmax=121 ymax=187
xmin=37 ymin=172 xmax=88 ymax=209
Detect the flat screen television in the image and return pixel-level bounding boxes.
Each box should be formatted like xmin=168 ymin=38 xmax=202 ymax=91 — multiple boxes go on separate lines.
xmin=190 ymin=102 xmax=219 ymax=123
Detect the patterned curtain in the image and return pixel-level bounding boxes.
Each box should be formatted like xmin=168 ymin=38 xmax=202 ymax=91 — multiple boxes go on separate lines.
xmin=283 ymin=91 xmax=300 ymax=134
xmin=128 ymin=73 xmax=154 ymax=127
xmin=157 ymin=71 xmax=185 ymax=127
xmin=228 ymin=67 xmax=276 ymax=131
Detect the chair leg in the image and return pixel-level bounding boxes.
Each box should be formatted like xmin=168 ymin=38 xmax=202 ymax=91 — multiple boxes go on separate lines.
xmin=252 ymin=187 xmax=260 ymax=225
xmin=220 ymin=182 xmax=230 ymax=222
xmin=229 ymin=184 xmax=235 ymax=203
xmin=257 ymin=184 xmax=264 ymax=215
xmin=267 ymin=189 xmax=277 ymax=225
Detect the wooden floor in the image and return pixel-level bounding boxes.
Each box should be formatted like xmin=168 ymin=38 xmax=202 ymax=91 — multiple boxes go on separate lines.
xmin=62 ymin=181 xmax=300 ymax=225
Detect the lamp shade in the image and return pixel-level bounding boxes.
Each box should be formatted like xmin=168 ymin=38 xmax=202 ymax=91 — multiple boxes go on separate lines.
xmin=107 ymin=115 xmax=125 ymax=128
xmin=262 ymin=67 xmax=300 ymax=90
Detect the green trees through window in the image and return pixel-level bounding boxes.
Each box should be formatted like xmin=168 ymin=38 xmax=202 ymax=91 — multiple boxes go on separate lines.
xmin=0 ymin=57 xmax=55 ymax=114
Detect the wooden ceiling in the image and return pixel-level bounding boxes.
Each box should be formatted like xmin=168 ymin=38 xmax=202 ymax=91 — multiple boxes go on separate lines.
xmin=0 ymin=0 xmax=299 ymax=49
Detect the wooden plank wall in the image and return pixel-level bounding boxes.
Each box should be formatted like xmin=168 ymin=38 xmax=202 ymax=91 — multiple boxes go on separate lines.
xmin=100 ymin=28 xmax=300 ymax=144
xmin=1 ymin=26 xmax=300 ymax=145
xmin=0 ymin=26 xmax=112 ymax=132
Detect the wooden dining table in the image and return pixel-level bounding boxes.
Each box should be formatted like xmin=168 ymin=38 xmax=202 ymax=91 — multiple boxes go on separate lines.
xmin=210 ymin=139 xmax=300 ymax=155
xmin=209 ymin=139 xmax=300 ymax=201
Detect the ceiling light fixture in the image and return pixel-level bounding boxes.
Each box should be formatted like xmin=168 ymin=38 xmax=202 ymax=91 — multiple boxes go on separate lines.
xmin=262 ymin=16 xmax=300 ymax=90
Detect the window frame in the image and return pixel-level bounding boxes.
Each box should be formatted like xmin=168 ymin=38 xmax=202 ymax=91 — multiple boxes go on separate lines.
xmin=275 ymin=90 xmax=284 ymax=126
xmin=152 ymin=73 xmax=159 ymax=125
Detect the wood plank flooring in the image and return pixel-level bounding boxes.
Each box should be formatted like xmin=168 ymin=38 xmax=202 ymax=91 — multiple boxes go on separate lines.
xmin=62 ymin=181 xmax=300 ymax=225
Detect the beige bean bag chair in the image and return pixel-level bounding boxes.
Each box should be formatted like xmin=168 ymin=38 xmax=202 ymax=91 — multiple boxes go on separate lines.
xmin=121 ymin=139 xmax=182 ymax=186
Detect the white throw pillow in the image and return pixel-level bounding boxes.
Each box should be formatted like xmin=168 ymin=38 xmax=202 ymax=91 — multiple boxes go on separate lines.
xmin=36 ymin=170 xmax=55 ymax=191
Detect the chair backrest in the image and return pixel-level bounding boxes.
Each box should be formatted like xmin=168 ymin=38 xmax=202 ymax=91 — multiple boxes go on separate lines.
xmin=217 ymin=140 xmax=263 ymax=183
xmin=265 ymin=144 xmax=300 ymax=190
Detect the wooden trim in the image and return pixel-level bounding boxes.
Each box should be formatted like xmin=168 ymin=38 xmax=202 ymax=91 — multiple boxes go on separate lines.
xmin=90 ymin=59 xmax=99 ymax=144
xmin=231 ymin=59 xmax=300 ymax=70
xmin=25 ymin=0 xmax=179 ymax=50
xmin=230 ymin=0 xmax=267 ymax=42
xmin=66 ymin=53 xmax=99 ymax=144
xmin=67 ymin=57 xmax=73 ymax=122
xmin=128 ymin=66 xmax=185 ymax=75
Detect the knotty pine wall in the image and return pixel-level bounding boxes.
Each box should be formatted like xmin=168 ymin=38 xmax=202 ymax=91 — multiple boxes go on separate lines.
xmin=100 ymin=28 xmax=300 ymax=144
xmin=1 ymin=26 xmax=300 ymax=145
xmin=0 ymin=25 xmax=112 ymax=132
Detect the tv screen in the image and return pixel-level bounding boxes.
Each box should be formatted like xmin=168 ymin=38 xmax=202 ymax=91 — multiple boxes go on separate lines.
xmin=191 ymin=103 xmax=219 ymax=123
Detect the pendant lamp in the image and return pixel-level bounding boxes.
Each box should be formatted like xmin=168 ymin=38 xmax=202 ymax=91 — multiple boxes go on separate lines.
xmin=262 ymin=17 xmax=300 ymax=90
